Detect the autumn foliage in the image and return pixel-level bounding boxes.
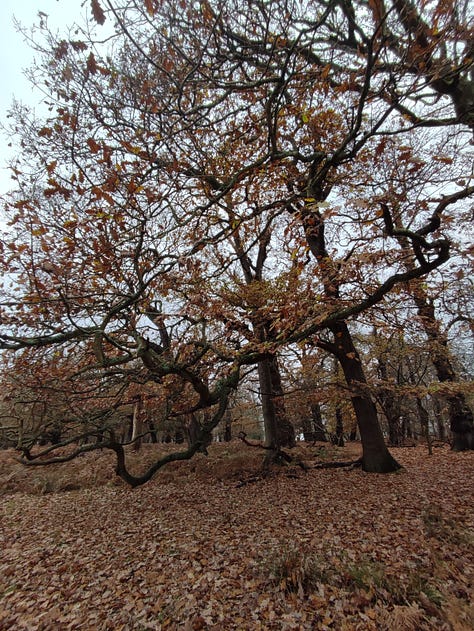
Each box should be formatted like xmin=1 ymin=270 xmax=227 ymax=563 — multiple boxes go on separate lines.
xmin=0 ymin=0 xmax=473 ymax=481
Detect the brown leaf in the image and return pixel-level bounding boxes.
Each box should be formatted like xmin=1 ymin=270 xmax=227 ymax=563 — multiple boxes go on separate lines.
xmin=86 ymin=52 xmax=98 ymax=74
xmin=91 ymin=0 xmax=106 ymax=25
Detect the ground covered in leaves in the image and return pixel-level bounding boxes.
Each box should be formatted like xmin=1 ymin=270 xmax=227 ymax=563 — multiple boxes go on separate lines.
xmin=1 ymin=441 xmax=473 ymax=630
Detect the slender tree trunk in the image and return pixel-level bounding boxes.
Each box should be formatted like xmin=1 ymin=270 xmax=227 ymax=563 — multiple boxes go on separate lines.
xmin=331 ymin=406 xmax=345 ymax=447
xmin=223 ymin=409 xmax=232 ymax=442
xmin=302 ymin=196 xmax=398 ymax=471
xmin=416 ymin=396 xmax=432 ymax=455
xmin=301 ymin=416 xmax=315 ymax=442
xmin=391 ymin=211 xmax=474 ymax=450
xmin=131 ymin=398 xmax=144 ymax=452
xmin=148 ymin=420 xmax=158 ymax=443
xmin=433 ymin=397 xmax=447 ymax=442
xmin=412 ymin=286 xmax=474 ymax=450
xmin=402 ymin=415 xmax=413 ymax=441
xmin=311 ymin=402 xmax=328 ymax=442
xmin=377 ymin=355 xmax=402 ymax=446
xmin=349 ymin=428 xmax=358 ymax=441
xmin=329 ymin=322 xmax=401 ymax=472
xmin=232 ymin=225 xmax=294 ymax=450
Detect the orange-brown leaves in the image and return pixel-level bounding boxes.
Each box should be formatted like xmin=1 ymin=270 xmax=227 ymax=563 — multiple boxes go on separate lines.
xmin=86 ymin=137 xmax=101 ymax=154
xmin=0 ymin=445 xmax=472 ymax=629
xmin=144 ymin=0 xmax=158 ymax=16
xmin=86 ymin=52 xmax=98 ymax=75
xmin=90 ymin=0 xmax=106 ymax=25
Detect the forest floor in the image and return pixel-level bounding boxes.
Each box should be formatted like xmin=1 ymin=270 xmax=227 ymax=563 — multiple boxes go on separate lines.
xmin=0 ymin=441 xmax=473 ymax=630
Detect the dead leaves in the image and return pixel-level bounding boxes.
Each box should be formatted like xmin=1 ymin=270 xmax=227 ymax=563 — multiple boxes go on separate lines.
xmin=91 ymin=0 xmax=106 ymax=25
xmin=0 ymin=443 xmax=473 ymax=629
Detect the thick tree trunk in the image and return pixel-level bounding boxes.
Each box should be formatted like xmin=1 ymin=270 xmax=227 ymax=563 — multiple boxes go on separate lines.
xmin=329 ymin=322 xmax=401 ymax=472
xmin=302 ymin=402 xmax=328 ymax=442
xmin=448 ymin=397 xmax=474 ymax=451
xmin=187 ymin=413 xmax=212 ymax=454
xmin=257 ymin=354 xmax=295 ymax=450
xmin=268 ymin=354 xmax=296 ymax=448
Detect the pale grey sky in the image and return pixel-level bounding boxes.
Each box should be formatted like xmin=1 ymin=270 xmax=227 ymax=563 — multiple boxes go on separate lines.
xmin=0 ymin=0 xmax=86 ymax=194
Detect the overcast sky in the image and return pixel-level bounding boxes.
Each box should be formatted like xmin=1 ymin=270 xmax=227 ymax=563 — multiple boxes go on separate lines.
xmin=0 ymin=0 xmax=87 ymax=195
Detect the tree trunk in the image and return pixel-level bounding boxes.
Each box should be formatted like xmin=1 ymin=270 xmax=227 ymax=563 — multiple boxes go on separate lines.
xmin=416 ymin=396 xmax=432 ymax=455
xmin=448 ymin=396 xmax=474 ymax=451
xmin=412 ymin=286 xmax=474 ymax=450
xmin=401 ymin=415 xmax=413 ymax=441
xmin=329 ymin=322 xmax=401 ymax=472
xmin=311 ymin=402 xmax=328 ymax=442
xmin=433 ymin=397 xmax=447 ymax=442
xmin=377 ymin=356 xmax=403 ymax=446
xmin=187 ymin=413 xmax=212 ymax=454
xmin=223 ymin=409 xmax=232 ymax=442
xmin=257 ymin=357 xmax=295 ymax=450
xmin=301 ymin=416 xmax=315 ymax=442
xmin=257 ymin=354 xmax=295 ymax=450
xmin=302 ymin=196 xmax=398 ymax=470
xmin=148 ymin=420 xmax=158 ymax=443
xmin=331 ymin=406 xmax=345 ymax=447
xmin=131 ymin=398 xmax=144 ymax=452
xmin=268 ymin=354 xmax=295 ymax=448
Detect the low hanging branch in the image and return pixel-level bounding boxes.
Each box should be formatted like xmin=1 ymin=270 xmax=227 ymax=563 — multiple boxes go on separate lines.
xmin=18 ymin=391 xmax=233 ymax=488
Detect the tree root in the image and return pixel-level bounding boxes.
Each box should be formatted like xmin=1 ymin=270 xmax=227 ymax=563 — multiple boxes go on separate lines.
xmin=310 ymin=458 xmax=363 ymax=470
xmin=235 ymin=457 xmax=363 ymax=487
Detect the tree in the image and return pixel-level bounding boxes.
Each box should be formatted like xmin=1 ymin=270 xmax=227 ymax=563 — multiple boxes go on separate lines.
xmin=189 ymin=212 xmax=297 ymax=450
xmin=365 ymin=130 xmax=474 ymax=449
xmin=1 ymin=0 xmax=472 ymax=484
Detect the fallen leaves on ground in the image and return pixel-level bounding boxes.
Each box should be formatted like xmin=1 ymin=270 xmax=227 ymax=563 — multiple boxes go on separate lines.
xmin=0 ymin=442 xmax=473 ymax=630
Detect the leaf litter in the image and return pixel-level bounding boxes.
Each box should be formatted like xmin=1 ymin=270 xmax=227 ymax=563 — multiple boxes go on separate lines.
xmin=0 ymin=442 xmax=473 ymax=630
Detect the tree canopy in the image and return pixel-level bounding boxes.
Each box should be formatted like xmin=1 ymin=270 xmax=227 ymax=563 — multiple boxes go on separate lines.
xmin=0 ymin=0 xmax=472 ymax=483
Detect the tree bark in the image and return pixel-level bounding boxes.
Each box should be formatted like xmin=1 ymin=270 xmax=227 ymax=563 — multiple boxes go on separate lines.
xmin=387 ymin=209 xmax=474 ymax=450
xmin=311 ymin=402 xmax=328 ymax=442
xmin=377 ymin=355 xmax=403 ymax=446
xmin=187 ymin=413 xmax=212 ymax=454
xmin=232 ymin=225 xmax=295 ymax=451
xmin=329 ymin=321 xmax=401 ymax=472
xmin=131 ymin=398 xmax=144 ymax=452
xmin=223 ymin=409 xmax=232 ymax=442
xmin=433 ymin=397 xmax=447 ymax=442
xmin=257 ymin=354 xmax=295 ymax=450
xmin=412 ymin=285 xmax=474 ymax=450
xmin=332 ymin=406 xmax=345 ymax=447
xmin=302 ymin=202 xmax=399 ymax=471
xmin=416 ymin=396 xmax=432 ymax=455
